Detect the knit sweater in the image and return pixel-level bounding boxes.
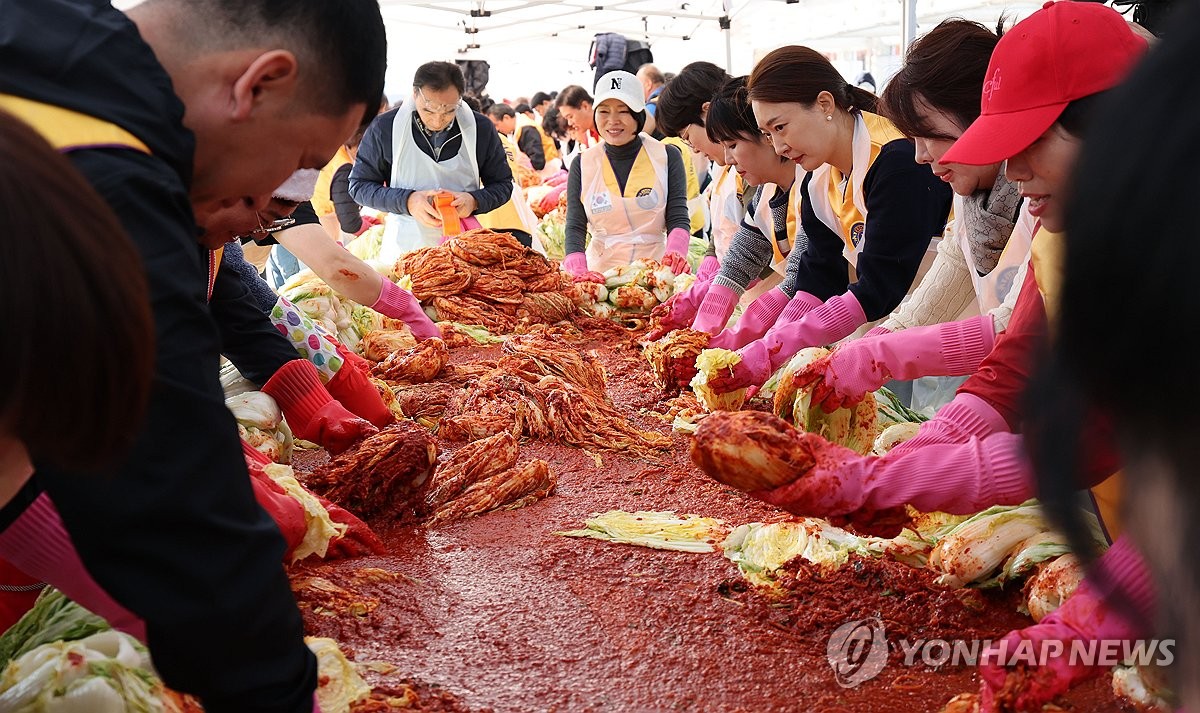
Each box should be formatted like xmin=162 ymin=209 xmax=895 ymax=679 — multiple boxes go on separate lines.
xmin=712 ymin=183 xmax=803 ymax=293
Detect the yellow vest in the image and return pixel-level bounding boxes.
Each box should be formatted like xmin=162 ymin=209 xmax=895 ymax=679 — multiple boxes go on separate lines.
xmin=312 ymin=145 xmax=353 ymax=217
xmin=661 ymin=136 xmax=705 ymax=233
xmin=0 ymin=93 xmax=223 ymax=300
xmin=516 ymin=112 xmax=559 ymax=163
xmin=477 ymin=129 xmax=540 ymax=235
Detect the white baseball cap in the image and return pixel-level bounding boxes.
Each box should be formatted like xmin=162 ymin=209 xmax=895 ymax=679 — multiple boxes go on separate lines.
xmin=593 ymin=70 xmax=645 ymax=113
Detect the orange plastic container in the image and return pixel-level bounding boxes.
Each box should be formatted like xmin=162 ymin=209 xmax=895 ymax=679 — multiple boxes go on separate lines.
xmin=434 ymin=192 xmax=462 ymax=237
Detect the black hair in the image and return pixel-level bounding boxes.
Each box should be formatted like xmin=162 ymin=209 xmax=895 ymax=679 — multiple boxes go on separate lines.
xmin=880 ymin=18 xmax=1001 ymax=140
xmin=705 ymin=76 xmax=764 ymax=144
xmin=531 ymin=91 xmax=551 ymax=106
xmin=514 ymin=102 xmax=532 ymax=114
xmin=178 ymin=0 xmax=386 ymax=124
xmin=542 ymin=105 xmax=567 ymax=139
xmin=462 ymin=95 xmax=482 ymax=112
xmin=1056 ymin=91 xmax=1109 ymax=138
xmin=413 ymin=61 xmax=466 ymax=94
xmin=556 ymin=85 xmax=593 ymax=109
xmin=1027 ymin=0 xmax=1198 ymax=679
xmin=655 ymin=61 xmax=732 ymax=138
xmin=487 ymin=103 xmax=515 ymax=119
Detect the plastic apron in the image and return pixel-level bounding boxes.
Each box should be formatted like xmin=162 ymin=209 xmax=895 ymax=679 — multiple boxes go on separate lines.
xmin=580 ymin=134 xmax=670 ymax=272
xmin=962 ymin=203 xmax=1036 ymax=314
xmin=381 ymin=100 xmax=480 ymax=263
xmin=805 ymin=112 xmax=914 ymax=270
xmin=477 ymin=131 xmax=547 ymax=254
xmin=707 ymin=165 xmax=744 ymax=261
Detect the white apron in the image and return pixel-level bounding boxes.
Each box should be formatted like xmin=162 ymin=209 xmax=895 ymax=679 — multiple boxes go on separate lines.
xmin=708 ymin=164 xmax=743 ymax=262
xmin=381 ymin=101 xmax=480 ymax=263
xmin=962 ymin=202 xmax=1036 ymax=314
xmin=750 ymin=182 xmax=800 ymax=278
xmin=580 ymin=134 xmax=670 ymax=272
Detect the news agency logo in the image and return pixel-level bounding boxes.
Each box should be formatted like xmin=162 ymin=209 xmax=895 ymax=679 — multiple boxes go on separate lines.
xmin=826 ymin=615 xmax=1177 ymax=689
xmin=826 ymin=617 xmax=888 ymax=688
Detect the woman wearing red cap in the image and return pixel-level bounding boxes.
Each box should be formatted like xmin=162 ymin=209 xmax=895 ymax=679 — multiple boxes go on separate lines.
xmin=701 ymin=46 xmax=953 ymax=392
xmin=694 ymin=3 xmax=1152 ymax=707
xmin=561 ymin=70 xmax=694 ymax=280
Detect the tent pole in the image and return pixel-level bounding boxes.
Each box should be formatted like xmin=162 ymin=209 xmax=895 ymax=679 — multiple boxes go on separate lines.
xmin=901 ymin=0 xmax=917 ymax=54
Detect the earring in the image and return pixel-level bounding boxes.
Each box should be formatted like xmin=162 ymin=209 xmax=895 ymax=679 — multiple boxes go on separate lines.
xmin=826 ymin=115 xmax=832 ymax=121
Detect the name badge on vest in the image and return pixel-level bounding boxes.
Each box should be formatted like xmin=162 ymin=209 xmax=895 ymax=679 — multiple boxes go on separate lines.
xmin=591 ymin=191 xmax=614 ymax=215
xmin=635 ymin=187 xmax=659 ymax=210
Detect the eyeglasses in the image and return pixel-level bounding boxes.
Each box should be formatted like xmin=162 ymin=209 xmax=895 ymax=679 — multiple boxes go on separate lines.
xmin=418 ymin=88 xmax=461 ymax=117
xmin=236 ymin=213 xmax=296 ymax=242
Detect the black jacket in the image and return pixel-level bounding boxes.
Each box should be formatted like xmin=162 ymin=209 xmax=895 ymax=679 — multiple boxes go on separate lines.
xmin=349 ymin=106 xmax=513 ymax=217
xmin=787 ymin=139 xmax=953 ymax=320
xmin=0 ymin=1 xmax=316 ymax=710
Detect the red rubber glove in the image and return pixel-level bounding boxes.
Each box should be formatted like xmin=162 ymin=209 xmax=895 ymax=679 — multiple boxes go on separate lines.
xmin=646 ymin=278 xmax=713 ymax=340
xmin=562 ymin=252 xmax=605 ymax=283
xmin=315 ymin=494 xmax=387 ymax=558
xmin=262 ymin=359 xmax=378 ymax=455
xmin=325 ymin=349 xmax=393 ymax=428
xmin=247 ymin=459 xmax=308 ymax=563
xmin=979 ymin=537 xmax=1156 ymax=709
xmin=370 ymin=280 xmax=440 ymax=340
xmin=662 ymin=228 xmax=692 ymax=275
xmin=792 ymin=314 xmax=997 ymax=413
xmin=539 ymin=185 xmax=567 ymax=214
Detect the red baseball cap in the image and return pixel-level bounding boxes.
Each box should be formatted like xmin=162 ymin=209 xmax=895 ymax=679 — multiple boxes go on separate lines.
xmin=941 ymin=1 xmax=1148 ymax=166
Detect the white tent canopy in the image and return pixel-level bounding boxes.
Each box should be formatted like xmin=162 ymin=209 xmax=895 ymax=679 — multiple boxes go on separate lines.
xmin=113 ymin=0 xmax=1057 ymax=102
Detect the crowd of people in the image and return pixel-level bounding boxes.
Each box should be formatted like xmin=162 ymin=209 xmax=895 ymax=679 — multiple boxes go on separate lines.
xmin=0 ymin=0 xmax=1195 ymax=710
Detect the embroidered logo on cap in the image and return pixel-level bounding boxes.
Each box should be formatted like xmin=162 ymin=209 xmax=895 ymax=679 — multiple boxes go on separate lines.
xmin=982 ymin=68 xmax=1002 ymax=106
xmin=611 ymin=77 xmax=623 ymax=90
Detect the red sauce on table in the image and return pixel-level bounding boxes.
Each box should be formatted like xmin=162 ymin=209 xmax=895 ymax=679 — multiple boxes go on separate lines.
xmin=290 ymin=333 xmax=1128 ymax=713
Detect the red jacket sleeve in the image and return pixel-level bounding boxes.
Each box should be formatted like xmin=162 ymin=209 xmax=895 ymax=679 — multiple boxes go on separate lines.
xmin=957 ymin=260 xmax=1047 ymax=431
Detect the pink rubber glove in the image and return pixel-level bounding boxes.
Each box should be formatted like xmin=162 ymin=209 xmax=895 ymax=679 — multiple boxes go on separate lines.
xmin=691 ymin=282 xmax=740 ymax=335
xmin=562 ymin=252 xmax=604 ymax=283
xmin=371 ymin=279 xmax=440 ymax=340
xmin=647 ymin=278 xmax=713 ymax=340
xmin=706 ymin=292 xmax=868 ymax=393
xmin=863 ymin=325 xmax=891 ymax=338
xmin=778 ymin=289 xmax=826 ymax=326
xmin=793 ymin=314 xmax=997 ymax=412
xmin=695 ymin=255 xmax=720 ymax=283
xmin=662 ymin=228 xmax=692 ymax=275
xmin=707 ymin=287 xmax=792 ymax=350
xmin=979 ymin=537 xmax=1155 ymax=709
xmin=539 ymin=185 xmax=567 ymax=213
xmin=546 ymin=169 xmax=569 ymax=187
xmin=733 ymin=393 xmax=1027 ymax=515
xmin=262 ymin=360 xmax=379 ymax=455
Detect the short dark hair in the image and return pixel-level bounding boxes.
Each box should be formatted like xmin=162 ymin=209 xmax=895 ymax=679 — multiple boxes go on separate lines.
xmin=413 ymin=61 xmax=466 ymax=94
xmin=655 ymin=61 xmax=732 ymax=137
xmin=514 ymin=103 xmax=533 ymax=114
xmin=170 ymin=0 xmax=387 ymax=124
xmin=556 ymin=85 xmax=593 ymax=109
xmin=542 ymin=106 xmax=567 ymax=138
xmin=531 ymin=91 xmax=552 ymax=106
xmin=462 ymin=94 xmax=482 ymax=112
xmin=880 ymin=19 xmax=1001 ymax=139
xmin=705 ymin=76 xmax=768 ymax=145
xmin=487 ymin=103 xmax=516 ymax=120
xmin=0 ymin=111 xmax=155 ymax=469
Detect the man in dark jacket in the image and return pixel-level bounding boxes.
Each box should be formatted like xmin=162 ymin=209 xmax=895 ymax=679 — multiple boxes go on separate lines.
xmin=0 ymin=1 xmax=385 ymax=711
xmin=349 ymin=61 xmax=513 ymax=256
